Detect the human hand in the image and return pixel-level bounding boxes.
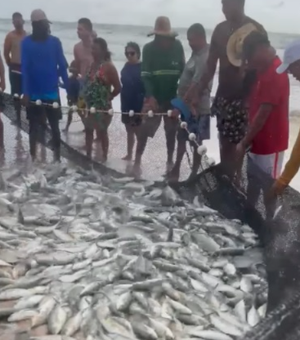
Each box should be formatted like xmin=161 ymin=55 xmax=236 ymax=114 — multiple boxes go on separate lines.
xmin=171 ymin=108 xmax=180 ymax=119
xmin=142 ymin=97 xmax=158 ymax=115
xmin=21 ymin=95 xmax=29 ymax=107
xmin=267 ymin=181 xmax=286 ymax=201
xmin=148 ymin=96 xmax=158 ymax=111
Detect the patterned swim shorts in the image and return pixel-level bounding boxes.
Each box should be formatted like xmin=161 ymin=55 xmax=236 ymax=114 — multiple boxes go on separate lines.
xmin=211 ymin=97 xmax=247 ymax=144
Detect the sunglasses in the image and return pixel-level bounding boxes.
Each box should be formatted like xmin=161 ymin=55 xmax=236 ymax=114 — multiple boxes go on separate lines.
xmin=125 ymin=51 xmax=136 ymax=57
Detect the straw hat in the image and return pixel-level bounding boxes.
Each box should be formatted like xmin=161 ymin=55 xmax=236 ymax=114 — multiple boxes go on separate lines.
xmin=226 ymin=23 xmax=258 ymax=67
xmin=147 ymin=16 xmax=178 ymax=37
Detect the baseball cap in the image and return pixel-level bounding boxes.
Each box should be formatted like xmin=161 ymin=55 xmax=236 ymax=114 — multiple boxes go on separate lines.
xmin=277 ymin=40 xmax=300 ymax=74
xmin=30 ymin=9 xmax=51 ymax=23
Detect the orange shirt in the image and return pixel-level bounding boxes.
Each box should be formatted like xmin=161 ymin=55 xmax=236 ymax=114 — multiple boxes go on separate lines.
xmin=276 ymin=126 xmax=300 ymax=188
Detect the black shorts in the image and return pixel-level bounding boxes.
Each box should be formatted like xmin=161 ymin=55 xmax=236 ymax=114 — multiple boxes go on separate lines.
xmin=121 ymin=112 xmax=142 ymax=127
xmin=211 ymin=97 xmax=247 ymax=144
xmin=9 ymin=68 xmax=22 ymax=96
xmin=26 ymin=99 xmax=62 ymax=121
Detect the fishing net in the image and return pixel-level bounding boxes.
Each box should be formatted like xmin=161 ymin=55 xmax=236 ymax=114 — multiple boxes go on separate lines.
xmin=2 ymin=93 xmax=300 ymax=339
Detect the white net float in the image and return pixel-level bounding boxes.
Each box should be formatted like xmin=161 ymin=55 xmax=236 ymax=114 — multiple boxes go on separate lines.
xmin=180 ymin=121 xmax=187 ymax=129
xmin=167 ymin=110 xmax=172 ymax=117
xmin=197 ymin=145 xmax=207 ymax=156
xmin=52 ymin=102 xmax=59 ymax=109
xmin=148 ymin=110 xmax=154 ymax=117
xmin=129 ymin=110 xmax=134 ymax=117
xmin=90 ymin=107 xmax=96 ymax=114
xmin=36 ymin=99 xmax=42 ymax=106
xmin=207 ymin=157 xmax=216 ymax=166
xmin=71 ymin=105 xmax=78 ymax=112
xmin=108 ymin=109 xmax=114 ymax=116
xmin=188 ymin=133 xmax=196 ymax=141
xmin=14 ymin=93 xmax=19 ymax=98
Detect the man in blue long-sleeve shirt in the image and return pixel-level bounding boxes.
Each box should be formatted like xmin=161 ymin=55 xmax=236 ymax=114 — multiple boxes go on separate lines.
xmin=21 ymin=9 xmax=69 ymax=162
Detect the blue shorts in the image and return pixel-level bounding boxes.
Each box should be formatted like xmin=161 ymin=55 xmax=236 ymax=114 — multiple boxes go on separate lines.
xmin=177 ymin=114 xmax=210 ymax=144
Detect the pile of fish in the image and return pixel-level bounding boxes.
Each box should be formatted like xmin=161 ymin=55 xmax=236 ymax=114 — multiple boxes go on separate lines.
xmin=0 ymin=163 xmax=268 ymax=340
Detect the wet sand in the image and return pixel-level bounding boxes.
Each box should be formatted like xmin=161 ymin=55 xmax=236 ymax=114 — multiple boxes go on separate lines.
xmin=1 ymin=96 xmax=217 ymax=182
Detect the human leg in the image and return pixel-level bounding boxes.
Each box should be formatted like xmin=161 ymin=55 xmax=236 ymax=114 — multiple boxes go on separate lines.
xmin=10 ymin=70 xmax=22 ymax=124
xmin=167 ymin=126 xmax=187 ymax=182
xmin=122 ymin=124 xmax=136 ymax=161
xmin=45 ymin=106 xmax=61 ymax=162
xmin=163 ymin=115 xmax=178 ymax=169
xmin=249 ymin=152 xmax=285 ymax=219
xmin=133 ymin=114 xmax=162 ymax=175
xmin=27 ymin=105 xmax=42 ymax=161
xmin=215 ymin=98 xmax=247 ymax=180
xmin=64 ymin=109 xmax=73 ymax=132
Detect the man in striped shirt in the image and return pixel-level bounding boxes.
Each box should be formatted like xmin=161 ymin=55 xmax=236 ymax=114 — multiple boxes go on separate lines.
xmin=132 ymin=16 xmax=185 ymax=178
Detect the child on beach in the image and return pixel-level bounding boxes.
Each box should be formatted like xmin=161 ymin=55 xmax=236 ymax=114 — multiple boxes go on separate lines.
xmin=62 ymin=60 xmax=81 ymax=132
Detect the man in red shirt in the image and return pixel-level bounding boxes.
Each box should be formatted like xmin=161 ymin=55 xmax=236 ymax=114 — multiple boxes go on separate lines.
xmin=237 ymin=31 xmax=289 ymax=213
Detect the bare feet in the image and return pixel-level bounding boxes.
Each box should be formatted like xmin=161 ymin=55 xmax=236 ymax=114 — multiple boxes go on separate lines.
xmin=131 ymin=162 xmax=142 ymax=179
xmin=122 ymin=154 xmax=132 ymax=161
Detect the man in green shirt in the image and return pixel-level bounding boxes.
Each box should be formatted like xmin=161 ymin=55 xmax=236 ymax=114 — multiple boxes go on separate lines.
xmin=132 ymin=16 xmax=185 ymax=177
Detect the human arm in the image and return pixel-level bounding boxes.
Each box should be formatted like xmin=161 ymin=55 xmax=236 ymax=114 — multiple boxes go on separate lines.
xmin=197 ymin=28 xmax=219 ymax=93
xmin=0 ymin=53 xmax=5 ymax=91
xmin=141 ymin=44 xmax=154 ymax=98
xmin=240 ymin=104 xmax=273 ymax=148
xmin=106 ymin=63 xmax=121 ymax=99
xmin=73 ymin=44 xmax=80 ymax=75
xmin=3 ymin=33 xmax=12 ymax=66
xmin=56 ymin=38 xmax=69 ymax=93
xmin=21 ymin=39 xmax=29 ymax=98
xmin=274 ymin=128 xmax=300 ymax=192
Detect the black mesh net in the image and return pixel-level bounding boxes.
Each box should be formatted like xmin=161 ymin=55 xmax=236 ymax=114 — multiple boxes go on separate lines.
xmin=2 ymin=92 xmax=300 ymax=339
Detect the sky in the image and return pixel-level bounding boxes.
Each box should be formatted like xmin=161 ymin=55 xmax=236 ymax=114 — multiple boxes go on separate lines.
xmin=1 ymin=0 xmax=299 ymax=34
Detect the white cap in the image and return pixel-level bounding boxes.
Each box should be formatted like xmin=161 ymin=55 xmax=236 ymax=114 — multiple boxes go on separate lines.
xmin=30 ymin=9 xmax=51 ymax=23
xmin=277 ymin=39 xmax=300 ymax=74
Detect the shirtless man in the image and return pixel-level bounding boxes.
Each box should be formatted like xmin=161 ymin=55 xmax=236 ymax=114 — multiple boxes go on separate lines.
xmin=74 ymin=18 xmax=94 ymax=77
xmin=4 ymin=12 xmax=26 ymax=124
xmin=189 ymin=0 xmax=266 ymax=180
xmin=73 ymin=18 xmax=94 ymax=133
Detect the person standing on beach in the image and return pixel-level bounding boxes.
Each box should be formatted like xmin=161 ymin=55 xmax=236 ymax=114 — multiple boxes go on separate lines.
xmin=74 ymin=18 xmax=94 ymax=78
xmin=62 ymin=61 xmax=81 ymax=132
xmin=168 ymin=23 xmax=212 ymax=182
xmin=83 ymin=38 xmax=121 ymax=161
xmin=21 ymin=9 xmax=69 ymax=162
xmin=74 ymin=18 xmax=93 ymax=107
xmin=263 ymin=41 xmax=300 ymax=198
xmin=189 ymin=0 xmax=266 ymax=179
xmin=4 ymin=12 xmax=27 ymax=125
xmin=237 ymin=31 xmax=289 ymax=217
xmin=132 ymin=16 xmax=185 ymax=177
xmin=120 ymin=42 xmax=145 ymax=161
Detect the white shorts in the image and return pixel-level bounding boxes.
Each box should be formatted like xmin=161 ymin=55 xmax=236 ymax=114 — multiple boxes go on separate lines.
xmin=248 ymin=152 xmax=285 ymax=179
